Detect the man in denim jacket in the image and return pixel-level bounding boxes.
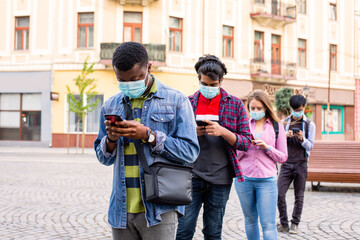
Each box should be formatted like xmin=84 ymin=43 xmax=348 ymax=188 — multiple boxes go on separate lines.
xmin=94 ymin=42 xmax=200 ymax=240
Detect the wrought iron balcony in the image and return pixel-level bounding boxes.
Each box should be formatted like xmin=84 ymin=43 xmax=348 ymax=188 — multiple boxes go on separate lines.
xmin=117 ymin=0 xmax=158 ymax=6
xmin=250 ymin=58 xmax=296 ymax=81
xmin=250 ymin=0 xmax=296 ymax=28
xmin=100 ymin=42 xmax=166 ymax=66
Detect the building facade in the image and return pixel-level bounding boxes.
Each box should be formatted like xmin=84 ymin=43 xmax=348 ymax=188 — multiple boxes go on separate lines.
xmin=0 ymin=0 xmax=359 ymax=147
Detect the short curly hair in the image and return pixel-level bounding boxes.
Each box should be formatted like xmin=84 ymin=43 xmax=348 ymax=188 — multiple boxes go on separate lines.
xmin=112 ymin=42 xmax=148 ymax=71
xmin=194 ymin=54 xmax=228 ymax=81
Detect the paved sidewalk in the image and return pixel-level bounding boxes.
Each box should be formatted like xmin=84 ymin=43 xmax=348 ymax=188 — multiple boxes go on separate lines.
xmin=0 ymin=147 xmax=360 ymax=240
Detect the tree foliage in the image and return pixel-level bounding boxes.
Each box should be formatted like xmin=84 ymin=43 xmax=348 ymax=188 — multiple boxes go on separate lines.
xmin=66 ymin=58 xmax=99 ymax=153
xmin=275 ymin=88 xmax=292 ymax=117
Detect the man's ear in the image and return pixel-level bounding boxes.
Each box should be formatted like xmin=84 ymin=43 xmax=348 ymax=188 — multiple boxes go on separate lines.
xmin=219 ymin=78 xmax=224 ymax=86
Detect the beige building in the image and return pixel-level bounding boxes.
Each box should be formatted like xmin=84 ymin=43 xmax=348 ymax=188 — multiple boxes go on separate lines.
xmin=0 ymin=0 xmax=359 ymax=147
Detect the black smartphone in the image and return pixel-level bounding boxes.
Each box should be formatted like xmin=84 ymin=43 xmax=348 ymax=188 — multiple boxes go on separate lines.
xmin=292 ymin=128 xmax=301 ymax=133
xmin=250 ymin=134 xmax=256 ymax=145
xmin=196 ymin=120 xmax=209 ymax=126
xmin=104 ymin=114 xmax=123 ymax=125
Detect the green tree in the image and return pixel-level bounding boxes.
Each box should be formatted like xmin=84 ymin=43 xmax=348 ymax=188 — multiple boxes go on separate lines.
xmin=66 ymin=58 xmax=99 ymax=154
xmin=275 ymin=87 xmax=292 ymax=119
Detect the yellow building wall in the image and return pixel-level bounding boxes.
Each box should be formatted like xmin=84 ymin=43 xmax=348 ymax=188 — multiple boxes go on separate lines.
xmin=52 ymin=69 xmax=118 ymax=133
xmin=52 ymin=69 xmax=199 ymax=134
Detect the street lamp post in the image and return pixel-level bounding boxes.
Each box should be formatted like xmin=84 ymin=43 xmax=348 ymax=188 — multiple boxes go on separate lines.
xmin=303 ymin=84 xmax=309 ymax=99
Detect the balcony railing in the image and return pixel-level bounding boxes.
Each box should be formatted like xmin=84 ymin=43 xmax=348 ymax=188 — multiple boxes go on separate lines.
xmin=250 ymin=58 xmax=296 ymax=80
xmin=118 ymin=0 xmax=158 ymax=6
xmin=100 ymin=42 xmax=166 ymax=66
xmin=250 ymin=0 xmax=296 ymax=28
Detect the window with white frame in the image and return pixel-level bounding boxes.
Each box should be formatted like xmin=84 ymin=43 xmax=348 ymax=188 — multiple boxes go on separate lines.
xmin=169 ymin=17 xmax=182 ymax=52
xmin=67 ymin=94 xmax=103 ymax=133
xmin=222 ymin=26 xmax=234 ymax=58
xmin=298 ymin=0 xmax=306 ymax=14
xmin=78 ymin=12 xmax=94 ymax=48
xmin=329 ymin=2 xmax=336 ymax=20
xmin=15 ymin=16 xmax=30 ymax=50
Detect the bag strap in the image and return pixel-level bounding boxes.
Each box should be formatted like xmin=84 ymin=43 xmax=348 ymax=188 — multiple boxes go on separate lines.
xmin=123 ymin=101 xmax=152 ymax=174
xmin=304 ymin=119 xmax=310 ymax=139
xmin=272 ymin=120 xmax=279 ymax=140
xmin=133 ymin=140 xmax=153 ymax=174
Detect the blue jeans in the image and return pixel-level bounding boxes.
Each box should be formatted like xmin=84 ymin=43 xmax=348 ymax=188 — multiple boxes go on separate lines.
xmin=234 ymin=177 xmax=278 ymax=240
xmin=176 ymin=178 xmax=232 ymax=240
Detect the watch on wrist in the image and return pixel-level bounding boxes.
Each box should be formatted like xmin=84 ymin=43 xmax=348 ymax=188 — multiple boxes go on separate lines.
xmin=147 ymin=129 xmax=156 ymax=143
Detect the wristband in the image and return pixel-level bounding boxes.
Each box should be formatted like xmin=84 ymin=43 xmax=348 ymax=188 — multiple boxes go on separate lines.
xmin=266 ymin=146 xmax=271 ymax=152
xmin=107 ymin=135 xmax=118 ymax=143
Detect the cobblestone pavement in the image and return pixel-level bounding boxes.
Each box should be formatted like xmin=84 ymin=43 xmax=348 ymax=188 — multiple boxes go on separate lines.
xmin=0 ymin=147 xmax=360 ymax=240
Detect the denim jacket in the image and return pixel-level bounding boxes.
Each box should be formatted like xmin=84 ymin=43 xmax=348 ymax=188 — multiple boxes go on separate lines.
xmin=94 ymin=76 xmax=200 ymax=229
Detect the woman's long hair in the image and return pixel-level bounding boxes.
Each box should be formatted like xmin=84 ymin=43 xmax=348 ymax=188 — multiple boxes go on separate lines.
xmin=247 ymin=89 xmax=280 ymax=123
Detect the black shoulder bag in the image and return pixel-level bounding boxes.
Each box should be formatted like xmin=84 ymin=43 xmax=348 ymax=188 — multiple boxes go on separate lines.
xmin=133 ymin=140 xmax=193 ymax=205
xmin=123 ymin=102 xmax=193 ymax=206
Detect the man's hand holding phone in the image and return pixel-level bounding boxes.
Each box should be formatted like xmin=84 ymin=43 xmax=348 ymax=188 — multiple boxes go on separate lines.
xmin=196 ymin=120 xmax=208 ymax=136
xmin=104 ymin=114 xmax=148 ymax=142
xmin=286 ymin=130 xmax=293 ymax=138
xmin=202 ymin=120 xmax=224 ymax=137
xmin=294 ymin=129 xmax=303 ymax=142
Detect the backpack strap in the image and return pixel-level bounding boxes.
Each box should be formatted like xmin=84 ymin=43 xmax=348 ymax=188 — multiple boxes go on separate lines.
xmin=304 ymin=119 xmax=310 ymax=139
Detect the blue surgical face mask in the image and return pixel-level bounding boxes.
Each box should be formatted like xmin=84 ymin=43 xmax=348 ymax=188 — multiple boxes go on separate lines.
xmin=118 ymin=69 xmax=148 ymax=99
xmin=292 ymin=110 xmax=304 ymax=118
xmin=250 ymin=110 xmax=266 ymax=121
xmin=199 ymin=85 xmax=220 ymax=99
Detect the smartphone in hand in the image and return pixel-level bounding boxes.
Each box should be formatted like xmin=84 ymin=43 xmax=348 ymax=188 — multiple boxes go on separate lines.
xmin=292 ymin=128 xmax=301 ymax=133
xmin=196 ymin=120 xmax=209 ymax=127
xmin=250 ymin=134 xmax=256 ymax=145
xmin=104 ymin=114 xmax=123 ymax=125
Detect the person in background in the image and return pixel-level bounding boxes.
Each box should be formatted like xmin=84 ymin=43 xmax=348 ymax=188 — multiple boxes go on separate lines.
xmin=277 ymin=94 xmax=316 ymax=234
xmin=235 ymin=89 xmax=288 ymax=240
xmin=94 ymin=42 xmax=200 ymax=240
xmin=176 ymin=54 xmax=251 ymax=240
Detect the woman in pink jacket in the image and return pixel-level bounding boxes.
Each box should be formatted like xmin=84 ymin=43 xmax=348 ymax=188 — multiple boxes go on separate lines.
xmin=235 ymin=90 xmax=288 ymax=240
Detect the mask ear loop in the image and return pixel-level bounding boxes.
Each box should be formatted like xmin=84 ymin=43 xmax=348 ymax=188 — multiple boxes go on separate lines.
xmin=143 ymin=64 xmax=150 ymax=89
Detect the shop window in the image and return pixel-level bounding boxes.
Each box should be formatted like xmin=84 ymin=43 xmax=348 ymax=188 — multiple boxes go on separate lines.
xmin=15 ymin=16 xmax=30 ymax=50
xmin=169 ymin=17 xmax=182 ymax=52
xmin=321 ymin=105 xmax=343 ymax=134
xmin=0 ymin=93 xmax=41 ymax=141
xmin=68 ymin=94 xmax=103 ymax=133
xmin=124 ymin=12 xmax=142 ymax=43
xmin=78 ymin=12 xmax=94 ymax=48
xmin=222 ymin=26 xmax=234 ymax=58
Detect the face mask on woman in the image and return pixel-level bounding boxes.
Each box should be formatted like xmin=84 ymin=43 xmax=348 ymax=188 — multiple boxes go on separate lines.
xmin=250 ymin=110 xmax=265 ymax=120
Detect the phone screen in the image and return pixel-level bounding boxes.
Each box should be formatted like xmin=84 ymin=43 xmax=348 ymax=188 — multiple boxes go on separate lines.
xmin=292 ymin=128 xmax=300 ymax=133
xmin=104 ymin=114 xmax=123 ymax=125
xmin=196 ymin=120 xmax=209 ymax=126
xmin=250 ymin=134 xmax=255 ymax=141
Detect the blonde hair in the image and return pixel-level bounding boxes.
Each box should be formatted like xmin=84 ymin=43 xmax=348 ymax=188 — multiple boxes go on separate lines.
xmin=247 ymin=89 xmax=280 ymax=123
